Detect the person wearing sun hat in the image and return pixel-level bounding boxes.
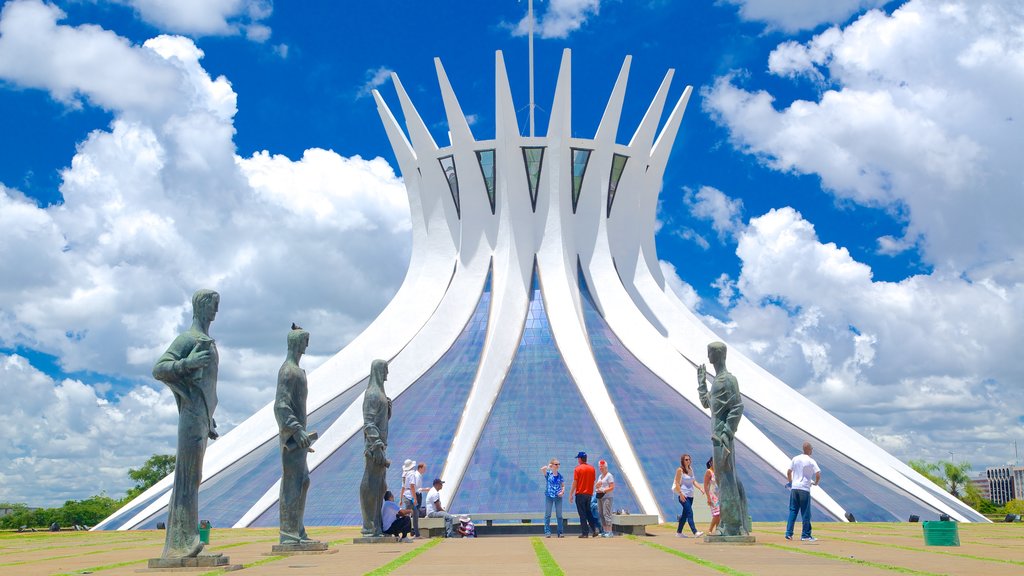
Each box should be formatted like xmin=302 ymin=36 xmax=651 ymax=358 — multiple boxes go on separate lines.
xmin=401 ymin=459 xmax=419 ymax=538
xmin=456 ymin=515 xmax=476 ymax=538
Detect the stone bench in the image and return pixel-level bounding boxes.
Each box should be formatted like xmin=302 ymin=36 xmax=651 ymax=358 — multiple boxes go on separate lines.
xmin=419 ymin=512 xmax=657 ymax=537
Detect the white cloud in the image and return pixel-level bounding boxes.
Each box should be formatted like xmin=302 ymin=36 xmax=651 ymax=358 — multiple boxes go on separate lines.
xmin=0 ymin=2 xmax=412 ymax=503
xmin=357 ymin=66 xmax=394 ymax=99
xmin=511 ymin=0 xmax=600 ymax=39
xmin=0 ymin=353 xmax=179 ymax=506
xmin=709 ymin=207 xmax=1024 ymax=468
xmin=0 ymin=1 xmax=185 ymax=116
xmin=683 ymin=185 xmax=745 ymax=241
xmin=112 ymin=0 xmax=273 ymax=40
xmin=724 ymin=0 xmax=888 ymax=32
xmin=704 ymin=0 xmax=1024 ymax=278
xmin=659 ymin=260 xmax=701 ymax=310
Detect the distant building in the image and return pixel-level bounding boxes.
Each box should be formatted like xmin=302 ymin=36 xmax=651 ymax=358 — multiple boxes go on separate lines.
xmin=986 ymin=466 xmax=1018 ymax=505
xmin=1015 ymin=467 xmax=1024 ymax=501
xmin=971 ymin=477 xmax=991 ymax=501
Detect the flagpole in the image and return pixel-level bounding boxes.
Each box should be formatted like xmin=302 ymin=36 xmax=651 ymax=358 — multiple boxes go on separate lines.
xmin=528 ymin=0 xmax=535 ymax=137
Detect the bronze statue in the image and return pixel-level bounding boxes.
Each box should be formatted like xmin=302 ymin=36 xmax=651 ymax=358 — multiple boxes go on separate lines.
xmin=359 ymin=359 xmax=391 ymax=537
xmin=275 ymin=324 xmax=319 ymax=545
xmin=152 ymin=289 xmax=221 ymax=559
xmin=697 ymin=341 xmax=751 ymax=536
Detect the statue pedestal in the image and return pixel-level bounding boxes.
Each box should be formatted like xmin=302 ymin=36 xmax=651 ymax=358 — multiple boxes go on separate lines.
xmin=145 ymin=555 xmax=241 ymax=571
xmin=270 ymin=542 xmax=335 ymax=555
xmin=353 ymin=536 xmax=400 ymax=544
xmin=703 ymin=534 xmax=756 ymax=545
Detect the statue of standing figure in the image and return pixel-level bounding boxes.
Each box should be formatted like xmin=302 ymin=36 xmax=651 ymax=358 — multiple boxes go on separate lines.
xmin=275 ymin=324 xmax=320 ymax=546
xmin=359 ymin=359 xmax=391 ymax=537
xmin=152 ymin=289 xmax=222 ymax=559
xmin=697 ymin=341 xmax=752 ymax=537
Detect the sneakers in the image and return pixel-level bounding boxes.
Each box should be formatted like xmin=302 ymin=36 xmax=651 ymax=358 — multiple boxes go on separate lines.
xmin=545 ymin=534 xmax=551 ymax=538
xmin=578 ymin=533 xmax=589 ymax=538
xmin=694 ymin=531 xmax=704 ymax=538
xmin=801 ymin=536 xmax=817 ymax=542
xmin=557 ymin=534 xmax=564 ymax=538
xmin=675 ymin=532 xmax=689 ymax=538
xmin=785 ymin=535 xmax=793 ymax=540
xmin=600 ymin=532 xmax=612 ymax=538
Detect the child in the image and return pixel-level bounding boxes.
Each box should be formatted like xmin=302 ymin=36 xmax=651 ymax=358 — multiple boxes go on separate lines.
xmin=456 ymin=515 xmax=476 ymax=538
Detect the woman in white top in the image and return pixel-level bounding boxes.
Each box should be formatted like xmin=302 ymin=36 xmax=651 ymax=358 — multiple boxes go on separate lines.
xmin=595 ymin=460 xmax=615 ymax=537
xmin=673 ymin=453 xmax=705 ymax=537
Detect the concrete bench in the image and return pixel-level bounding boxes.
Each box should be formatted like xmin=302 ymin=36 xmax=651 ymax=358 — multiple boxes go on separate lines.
xmin=419 ymin=512 xmax=657 ymax=537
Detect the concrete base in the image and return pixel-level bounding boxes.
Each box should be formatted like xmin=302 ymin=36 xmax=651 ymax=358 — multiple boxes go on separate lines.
xmin=144 ymin=555 xmax=241 ymax=571
xmin=703 ymin=534 xmax=757 ymax=544
xmin=270 ymin=537 xmax=329 ymax=553
xmin=352 ymin=536 xmax=400 ymax=544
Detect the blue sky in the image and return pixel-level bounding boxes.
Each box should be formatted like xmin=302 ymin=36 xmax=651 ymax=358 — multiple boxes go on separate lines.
xmin=1 ymin=0 xmax=1021 ymax=506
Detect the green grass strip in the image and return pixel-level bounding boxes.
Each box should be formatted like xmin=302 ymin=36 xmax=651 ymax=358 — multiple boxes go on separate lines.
xmin=625 ymin=535 xmax=752 ymax=576
xmin=761 ymin=542 xmax=943 ymax=575
xmin=363 ymin=537 xmax=442 ymax=576
xmin=822 ymin=534 xmax=1024 ymax=566
xmin=530 ymin=537 xmax=564 ymax=576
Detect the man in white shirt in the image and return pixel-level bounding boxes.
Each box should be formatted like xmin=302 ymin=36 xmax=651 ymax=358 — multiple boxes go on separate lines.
xmin=425 ymin=478 xmax=455 ymax=538
xmin=785 ymin=442 xmax=822 ymax=542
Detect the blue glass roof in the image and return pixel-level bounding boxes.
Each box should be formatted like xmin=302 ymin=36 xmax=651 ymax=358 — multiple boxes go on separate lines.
xmin=130 ymin=375 xmax=368 ymax=529
xmin=253 ymin=273 xmax=492 ymax=527
xmin=455 ymin=266 xmax=640 ymax=513
xmin=578 ymin=269 xmax=835 ymax=522
xmin=741 ymin=398 xmax=950 ymax=521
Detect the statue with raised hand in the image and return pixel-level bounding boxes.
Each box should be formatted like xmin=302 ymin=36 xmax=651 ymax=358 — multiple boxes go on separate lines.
xmin=359 ymin=359 xmax=391 ymax=537
xmin=697 ymin=341 xmax=751 ymax=537
xmin=152 ymin=289 xmax=221 ymax=559
xmin=275 ymin=323 xmax=320 ymax=546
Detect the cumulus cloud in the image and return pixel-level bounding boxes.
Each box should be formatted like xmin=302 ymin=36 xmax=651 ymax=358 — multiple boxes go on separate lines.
xmin=709 ymin=207 xmax=1024 ymax=467
xmin=111 ymin=0 xmax=273 ymax=40
xmin=724 ymin=0 xmax=888 ymax=32
xmin=683 ymin=185 xmax=745 ymax=242
xmin=659 ymin=260 xmax=701 ymax=310
xmin=511 ymin=0 xmax=600 ymax=39
xmin=704 ymin=0 xmax=1024 ymax=278
xmin=0 ymin=1 xmax=411 ymax=503
xmin=0 ymin=353 xmax=179 ymax=506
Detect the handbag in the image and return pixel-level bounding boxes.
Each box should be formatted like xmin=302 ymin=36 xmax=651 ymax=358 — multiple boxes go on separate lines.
xmin=418 ymin=506 xmax=426 ymax=518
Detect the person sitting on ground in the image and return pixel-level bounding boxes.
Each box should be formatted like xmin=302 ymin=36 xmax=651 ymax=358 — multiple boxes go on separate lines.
xmin=425 ymin=478 xmax=457 ymax=538
xmin=381 ymin=490 xmax=413 ymax=541
xmin=455 ymin=515 xmax=476 ymax=538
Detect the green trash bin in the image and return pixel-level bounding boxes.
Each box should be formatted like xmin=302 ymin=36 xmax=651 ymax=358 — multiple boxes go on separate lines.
xmin=922 ymin=520 xmax=959 ymax=546
xmin=198 ymin=520 xmax=211 ymax=544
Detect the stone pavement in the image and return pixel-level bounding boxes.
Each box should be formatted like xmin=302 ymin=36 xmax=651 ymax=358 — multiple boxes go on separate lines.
xmin=0 ymin=521 xmax=1020 ymax=575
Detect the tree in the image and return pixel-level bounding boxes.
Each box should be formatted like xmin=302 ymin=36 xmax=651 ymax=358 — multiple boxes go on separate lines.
xmin=940 ymin=461 xmax=972 ymax=497
xmin=908 ymin=460 xmax=944 ymax=488
xmin=1005 ymin=499 xmax=1024 ymax=515
xmin=126 ymin=454 xmax=175 ymax=501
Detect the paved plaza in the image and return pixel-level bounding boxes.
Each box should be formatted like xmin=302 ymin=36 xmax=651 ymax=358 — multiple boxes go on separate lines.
xmin=1 ymin=522 xmax=1020 ymax=575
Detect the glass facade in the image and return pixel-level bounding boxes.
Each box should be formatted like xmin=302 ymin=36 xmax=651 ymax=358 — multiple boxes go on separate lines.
xmin=132 ymin=377 xmax=368 ymax=529
xmin=577 ymin=271 xmax=835 ymax=522
xmin=740 ymin=398 xmax=947 ymax=521
xmin=455 ymin=267 xmax=640 ymax=514
xmin=439 ymin=155 xmax=461 ymax=218
xmin=476 ymin=149 xmax=496 ymax=214
xmin=253 ymin=273 xmax=492 ymax=527
xmin=521 ymin=147 xmax=545 ymax=212
xmin=570 ymin=148 xmax=592 ymax=214
xmin=607 ymin=154 xmax=628 ymax=217
xmin=98 ymin=484 xmax=171 ymax=530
